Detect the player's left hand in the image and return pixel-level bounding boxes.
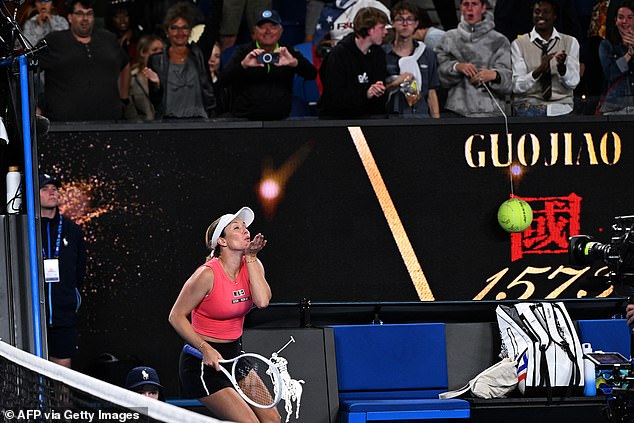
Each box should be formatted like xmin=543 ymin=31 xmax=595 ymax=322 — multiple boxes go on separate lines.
xmin=245 ymin=233 xmax=267 ymax=258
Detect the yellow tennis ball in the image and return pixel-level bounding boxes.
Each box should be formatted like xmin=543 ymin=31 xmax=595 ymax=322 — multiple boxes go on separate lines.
xmin=497 ymin=198 xmax=533 ymax=233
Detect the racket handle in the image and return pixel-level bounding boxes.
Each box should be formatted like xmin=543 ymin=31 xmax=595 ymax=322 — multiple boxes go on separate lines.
xmin=183 ymin=343 xmax=203 ymax=359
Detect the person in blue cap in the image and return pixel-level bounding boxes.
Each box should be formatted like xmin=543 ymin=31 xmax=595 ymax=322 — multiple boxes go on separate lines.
xmin=39 ymin=173 xmax=86 ymax=369
xmin=220 ymin=8 xmax=317 ymax=120
xmin=125 ymin=366 xmax=163 ymax=400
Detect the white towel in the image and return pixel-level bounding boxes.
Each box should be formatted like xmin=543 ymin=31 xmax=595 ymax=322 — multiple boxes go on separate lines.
xmin=398 ymin=41 xmax=426 ymax=90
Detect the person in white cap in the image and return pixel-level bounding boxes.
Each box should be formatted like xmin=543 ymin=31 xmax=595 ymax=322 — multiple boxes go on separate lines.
xmin=168 ymin=206 xmax=278 ymax=422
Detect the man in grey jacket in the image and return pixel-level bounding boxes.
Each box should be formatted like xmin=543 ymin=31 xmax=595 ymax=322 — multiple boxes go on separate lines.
xmin=434 ymin=0 xmax=512 ymax=117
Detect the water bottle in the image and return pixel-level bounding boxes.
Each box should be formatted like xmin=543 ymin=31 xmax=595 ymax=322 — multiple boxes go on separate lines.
xmin=583 ymin=342 xmax=596 ymax=396
xmin=6 ymin=166 xmax=21 ymax=214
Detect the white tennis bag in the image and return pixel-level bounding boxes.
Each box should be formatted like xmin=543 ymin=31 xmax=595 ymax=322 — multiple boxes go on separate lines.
xmin=496 ymin=302 xmax=584 ymax=397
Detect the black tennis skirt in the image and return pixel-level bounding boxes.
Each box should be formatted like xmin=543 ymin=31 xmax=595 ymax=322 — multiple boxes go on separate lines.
xmin=179 ymin=339 xmax=242 ymax=399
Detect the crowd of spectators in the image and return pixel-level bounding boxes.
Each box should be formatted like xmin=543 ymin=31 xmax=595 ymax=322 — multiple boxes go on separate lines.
xmin=13 ymin=0 xmax=634 ymax=121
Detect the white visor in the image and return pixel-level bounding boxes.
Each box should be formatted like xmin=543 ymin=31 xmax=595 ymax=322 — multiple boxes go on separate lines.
xmin=208 ymin=206 xmax=255 ymax=250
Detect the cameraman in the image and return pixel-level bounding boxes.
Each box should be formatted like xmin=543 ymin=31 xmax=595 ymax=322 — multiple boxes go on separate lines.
xmin=221 ymin=9 xmax=317 ymax=120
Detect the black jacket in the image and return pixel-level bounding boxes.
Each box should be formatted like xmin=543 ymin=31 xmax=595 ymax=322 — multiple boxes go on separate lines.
xmin=148 ymin=43 xmax=216 ymax=118
xmin=41 ymin=210 xmax=87 ymax=328
xmin=318 ymin=32 xmax=387 ymax=118
xmin=220 ymin=41 xmax=317 ymax=120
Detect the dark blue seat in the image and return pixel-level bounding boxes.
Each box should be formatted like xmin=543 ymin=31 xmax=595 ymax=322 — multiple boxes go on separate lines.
xmin=577 ymin=319 xmax=630 ymax=356
xmin=332 ymin=323 xmax=470 ymax=422
xmin=273 ymin=0 xmax=306 ymax=46
xmin=340 ymin=398 xmax=470 ymax=421
xmin=290 ymin=42 xmax=320 ymax=117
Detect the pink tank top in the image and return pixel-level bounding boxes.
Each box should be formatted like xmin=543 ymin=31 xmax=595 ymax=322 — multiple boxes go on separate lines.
xmin=191 ymin=258 xmax=253 ymax=339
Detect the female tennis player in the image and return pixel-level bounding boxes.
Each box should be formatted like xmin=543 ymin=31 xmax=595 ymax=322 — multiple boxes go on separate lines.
xmin=169 ymin=206 xmax=279 ymax=422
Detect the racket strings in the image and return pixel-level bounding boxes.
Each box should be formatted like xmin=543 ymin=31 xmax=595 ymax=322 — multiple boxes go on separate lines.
xmin=235 ymin=356 xmax=279 ymax=407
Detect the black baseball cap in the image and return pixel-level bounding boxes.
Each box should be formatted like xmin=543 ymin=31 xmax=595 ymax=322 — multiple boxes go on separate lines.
xmin=39 ymin=173 xmax=61 ymax=188
xmin=125 ymin=366 xmax=163 ymax=390
xmin=255 ymin=9 xmax=282 ymax=26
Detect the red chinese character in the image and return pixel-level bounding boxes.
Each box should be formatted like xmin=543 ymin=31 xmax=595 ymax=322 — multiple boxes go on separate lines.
xmin=511 ymin=193 xmax=582 ymax=261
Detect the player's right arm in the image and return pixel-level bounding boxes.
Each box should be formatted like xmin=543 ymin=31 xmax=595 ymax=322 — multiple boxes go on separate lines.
xmin=168 ymin=267 xmax=223 ymax=369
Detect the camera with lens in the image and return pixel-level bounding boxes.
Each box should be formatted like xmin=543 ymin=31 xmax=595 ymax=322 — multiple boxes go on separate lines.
xmin=257 ymin=52 xmax=279 ymax=65
xmin=570 ymin=218 xmax=634 ymax=420
xmin=569 ymin=215 xmax=634 ymax=287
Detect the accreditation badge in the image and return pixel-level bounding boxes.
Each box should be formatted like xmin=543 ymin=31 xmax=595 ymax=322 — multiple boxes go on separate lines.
xmin=44 ymin=259 xmax=60 ymax=283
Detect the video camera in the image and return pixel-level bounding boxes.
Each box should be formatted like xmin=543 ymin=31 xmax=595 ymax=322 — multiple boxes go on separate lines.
xmin=569 ymin=215 xmax=634 ymax=288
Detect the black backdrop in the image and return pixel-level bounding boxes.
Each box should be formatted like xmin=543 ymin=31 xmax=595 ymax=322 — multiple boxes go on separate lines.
xmin=37 ymin=117 xmax=634 ymax=395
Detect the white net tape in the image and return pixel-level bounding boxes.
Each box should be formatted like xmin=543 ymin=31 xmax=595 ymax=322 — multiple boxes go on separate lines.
xmin=0 ymin=340 xmax=229 ymax=423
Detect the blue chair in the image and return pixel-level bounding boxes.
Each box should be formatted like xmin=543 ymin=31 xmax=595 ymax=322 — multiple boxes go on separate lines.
xmin=577 ymin=319 xmax=631 ymax=357
xmin=273 ymin=0 xmax=307 ymax=46
xmin=290 ymin=42 xmax=320 ymax=117
xmin=332 ymin=323 xmax=470 ymax=422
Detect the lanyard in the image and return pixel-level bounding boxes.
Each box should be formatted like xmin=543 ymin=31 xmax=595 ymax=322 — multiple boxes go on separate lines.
xmin=43 ymin=214 xmax=62 ymax=259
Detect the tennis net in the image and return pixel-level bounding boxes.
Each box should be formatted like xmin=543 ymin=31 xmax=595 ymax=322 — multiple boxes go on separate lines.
xmin=0 ymin=340 xmax=225 ymax=422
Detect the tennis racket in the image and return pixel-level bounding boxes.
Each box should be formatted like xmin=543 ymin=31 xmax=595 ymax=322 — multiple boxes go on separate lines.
xmin=183 ymin=344 xmax=283 ymax=408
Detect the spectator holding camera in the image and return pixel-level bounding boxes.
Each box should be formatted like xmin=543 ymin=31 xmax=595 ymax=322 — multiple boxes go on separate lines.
xmin=220 ymin=9 xmax=317 ymax=120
